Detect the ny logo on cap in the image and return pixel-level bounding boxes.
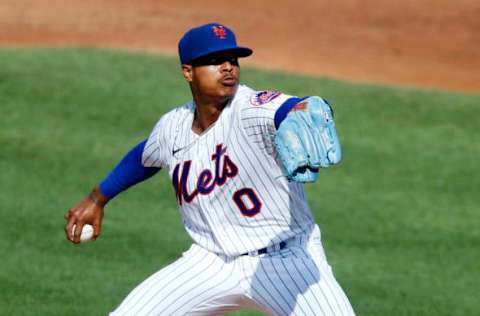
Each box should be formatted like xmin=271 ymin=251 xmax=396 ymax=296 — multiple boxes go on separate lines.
xmin=212 ymin=25 xmax=227 ymax=39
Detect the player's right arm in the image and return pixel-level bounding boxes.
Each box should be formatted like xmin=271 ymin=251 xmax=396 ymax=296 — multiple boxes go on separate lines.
xmin=64 ymin=112 xmax=174 ymax=244
xmin=64 ymin=139 xmax=161 ymax=244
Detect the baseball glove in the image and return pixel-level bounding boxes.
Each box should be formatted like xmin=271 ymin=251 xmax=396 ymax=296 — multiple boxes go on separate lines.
xmin=274 ymin=96 xmax=341 ymax=182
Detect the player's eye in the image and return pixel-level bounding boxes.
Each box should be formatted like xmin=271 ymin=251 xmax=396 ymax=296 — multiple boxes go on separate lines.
xmin=192 ymin=55 xmax=239 ymax=67
xmin=215 ymin=57 xmax=238 ymax=66
xmin=229 ymin=57 xmax=239 ymax=65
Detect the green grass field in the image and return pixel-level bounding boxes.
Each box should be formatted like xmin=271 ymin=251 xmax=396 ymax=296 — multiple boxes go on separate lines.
xmin=1 ymin=48 xmax=479 ymax=316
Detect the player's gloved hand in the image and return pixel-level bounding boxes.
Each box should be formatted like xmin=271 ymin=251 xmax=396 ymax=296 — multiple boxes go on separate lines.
xmin=274 ymin=96 xmax=341 ymax=182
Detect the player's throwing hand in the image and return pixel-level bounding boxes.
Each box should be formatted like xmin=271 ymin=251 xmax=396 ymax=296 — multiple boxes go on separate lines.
xmin=64 ymin=187 xmax=107 ymax=244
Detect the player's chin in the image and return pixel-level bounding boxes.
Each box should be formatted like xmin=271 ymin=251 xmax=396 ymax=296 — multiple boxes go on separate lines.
xmin=217 ymin=85 xmax=237 ymax=99
xmin=221 ymin=80 xmax=238 ymax=92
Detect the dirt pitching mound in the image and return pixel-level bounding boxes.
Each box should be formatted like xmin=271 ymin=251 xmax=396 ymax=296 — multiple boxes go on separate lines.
xmin=1 ymin=0 xmax=479 ymax=92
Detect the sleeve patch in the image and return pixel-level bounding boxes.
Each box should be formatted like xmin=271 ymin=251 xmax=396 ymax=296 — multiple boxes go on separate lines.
xmin=250 ymin=90 xmax=281 ymax=106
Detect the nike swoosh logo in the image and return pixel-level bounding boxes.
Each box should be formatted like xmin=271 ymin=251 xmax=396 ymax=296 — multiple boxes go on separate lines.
xmin=172 ymin=142 xmax=194 ymax=156
xmin=172 ymin=147 xmax=183 ymax=155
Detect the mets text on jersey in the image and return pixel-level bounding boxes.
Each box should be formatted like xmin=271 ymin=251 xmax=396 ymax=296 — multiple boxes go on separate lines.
xmin=171 ymin=143 xmax=262 ymax=217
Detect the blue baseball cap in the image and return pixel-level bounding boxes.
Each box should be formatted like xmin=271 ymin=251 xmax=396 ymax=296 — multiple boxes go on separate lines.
xmin=178 ymin=23 xmax=253 ymax=65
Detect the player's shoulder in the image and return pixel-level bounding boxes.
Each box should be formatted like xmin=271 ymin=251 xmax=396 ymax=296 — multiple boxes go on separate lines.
xmin=149 ymin=101 xmax=194 ymax=138
xmin=155 ymin=101 xmax=193 ymax=125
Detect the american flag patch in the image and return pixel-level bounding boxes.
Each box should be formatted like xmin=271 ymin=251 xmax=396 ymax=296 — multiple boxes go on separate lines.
xmin=290 ymin=102 xmax=307 ymax=112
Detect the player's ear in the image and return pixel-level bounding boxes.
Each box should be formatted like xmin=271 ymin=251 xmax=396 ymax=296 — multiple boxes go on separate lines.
xmin=182 ymin=64 xmax=193 ymax=82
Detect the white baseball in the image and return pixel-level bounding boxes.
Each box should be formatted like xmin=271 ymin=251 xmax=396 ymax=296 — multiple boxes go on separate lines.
xmin=72 ymin=224 xmax=94 ymax=242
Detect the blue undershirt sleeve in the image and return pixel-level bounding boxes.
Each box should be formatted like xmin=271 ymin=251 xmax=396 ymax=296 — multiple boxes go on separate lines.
xmin=273 ymin=96 xmax=308 ymax=129
xmin=99 ymin=139 xmax=161 ymax=199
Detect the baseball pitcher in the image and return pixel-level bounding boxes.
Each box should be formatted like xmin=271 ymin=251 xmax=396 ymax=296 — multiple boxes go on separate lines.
xmin=64 ymin=23 xmax=355 ymax=316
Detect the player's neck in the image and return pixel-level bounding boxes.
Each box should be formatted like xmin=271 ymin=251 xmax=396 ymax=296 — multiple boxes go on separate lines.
xmin=192 ymin=97 xmax=230 ymax=134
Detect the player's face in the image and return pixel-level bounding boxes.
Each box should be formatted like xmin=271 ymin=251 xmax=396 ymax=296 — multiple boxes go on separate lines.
xmin=182 ymin=52 xmax=240 ymax=101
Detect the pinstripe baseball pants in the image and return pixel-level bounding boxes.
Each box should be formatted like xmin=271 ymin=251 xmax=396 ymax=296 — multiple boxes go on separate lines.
xmin=110 ymin=227 xmax=355 ymax=315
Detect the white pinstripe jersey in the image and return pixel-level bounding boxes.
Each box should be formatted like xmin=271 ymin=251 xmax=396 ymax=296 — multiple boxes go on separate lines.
xmin=142 ymin=85 xmax=316 ymax=256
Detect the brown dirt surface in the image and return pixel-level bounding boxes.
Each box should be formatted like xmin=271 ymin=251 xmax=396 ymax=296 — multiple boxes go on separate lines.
xmin=1 ymin=0 xmax=479 ymax=92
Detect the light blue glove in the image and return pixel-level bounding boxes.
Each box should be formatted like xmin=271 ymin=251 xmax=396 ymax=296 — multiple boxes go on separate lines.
xmin=274 ymin=96 xmax=341 ymax=182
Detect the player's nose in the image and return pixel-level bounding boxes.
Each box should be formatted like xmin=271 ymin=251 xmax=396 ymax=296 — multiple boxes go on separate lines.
xmin=220 ymin=60 xmax=234 ymax=71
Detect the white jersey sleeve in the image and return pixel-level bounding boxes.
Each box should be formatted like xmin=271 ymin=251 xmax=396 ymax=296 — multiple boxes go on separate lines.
xmin=142 ymin=104 xmax=195 ymax=169
xmin=142 ymin=115 xmax=169 ymax=168
xmin=142 ymin=106 xmax=187 ymax=169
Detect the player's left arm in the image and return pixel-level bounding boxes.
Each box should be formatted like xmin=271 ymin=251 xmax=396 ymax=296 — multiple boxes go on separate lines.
xmin=273 ymin=96 xmax=341 ymax=183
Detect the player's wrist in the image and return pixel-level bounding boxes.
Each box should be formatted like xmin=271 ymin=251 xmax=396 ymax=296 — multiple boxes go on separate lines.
xmin=89 ymin=186 xmax=110 ymax=207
